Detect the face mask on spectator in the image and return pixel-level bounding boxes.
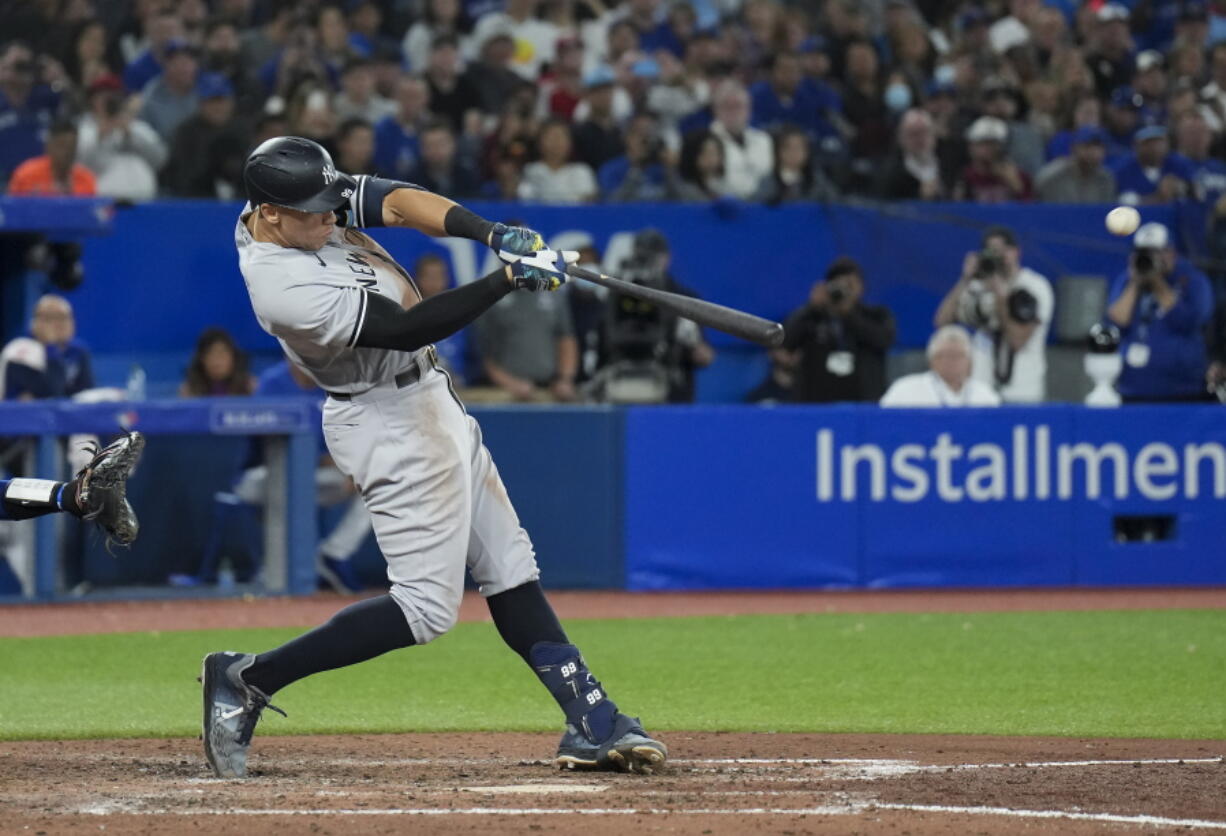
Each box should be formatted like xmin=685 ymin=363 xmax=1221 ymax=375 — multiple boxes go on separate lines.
xmin=885 ymin=83 xmax=912 ymax=112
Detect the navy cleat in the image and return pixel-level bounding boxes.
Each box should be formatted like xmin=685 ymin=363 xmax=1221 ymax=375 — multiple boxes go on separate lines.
xmin=529 ymin=641 xmax=668 ymax=775
xmin=200 ymin=651 xmax=285 ymax=778
xmin=555 ymin=712 xmax=668 ymax=774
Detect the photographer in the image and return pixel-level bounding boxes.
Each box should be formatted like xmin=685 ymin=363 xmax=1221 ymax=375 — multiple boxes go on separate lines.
xmin=1106 ymin=222 xmax=1213 ymax=402
xmin=599 ymin=113 xmax=673 ymax=203
xmin=934 ymin=225 xmax=1053 ymax=403
xmin=592 ymin=230 xmax=714 ymax=403
xmin=782 ymin=257 xmax=896 ymax=403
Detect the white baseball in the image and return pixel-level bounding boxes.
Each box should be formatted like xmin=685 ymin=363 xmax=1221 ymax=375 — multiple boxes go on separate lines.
xmin=1106 ymin=206 xmax=1141 ymax=236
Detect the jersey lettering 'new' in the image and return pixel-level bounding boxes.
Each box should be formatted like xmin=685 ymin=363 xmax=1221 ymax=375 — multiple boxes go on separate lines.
xmin=235 ymin=175 xmax=424 ymax=394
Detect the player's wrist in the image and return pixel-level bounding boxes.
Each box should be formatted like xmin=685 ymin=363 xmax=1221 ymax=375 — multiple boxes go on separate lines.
xmin=443 ymin=205 xmax=495 ymax=244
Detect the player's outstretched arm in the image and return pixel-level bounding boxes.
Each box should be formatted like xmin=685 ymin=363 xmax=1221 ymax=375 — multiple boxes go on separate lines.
xmin=355 ymin=251 xmax=575 ymax=353
xmin=361 ymin=177 xmax=544 ymax=257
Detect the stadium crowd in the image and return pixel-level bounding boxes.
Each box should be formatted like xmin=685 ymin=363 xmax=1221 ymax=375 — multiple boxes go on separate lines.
xmin=3 ymin=0 xmax=1226 ymax=208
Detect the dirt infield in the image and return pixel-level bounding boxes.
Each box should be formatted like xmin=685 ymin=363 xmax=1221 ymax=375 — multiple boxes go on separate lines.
xmin=3 ymin=588 xmax=1224 ymax=832
xmin=2 ymin=733 xmax=1224 ymax=834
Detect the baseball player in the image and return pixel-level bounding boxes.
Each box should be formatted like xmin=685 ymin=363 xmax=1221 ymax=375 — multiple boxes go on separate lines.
xmin=201 ymin=136 xmax=666 ymax=778
xmin=0 ymin=433 xmax=144 ymax=543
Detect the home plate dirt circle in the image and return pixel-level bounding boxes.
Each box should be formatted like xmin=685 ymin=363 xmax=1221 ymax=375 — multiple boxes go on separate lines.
xmin=2 ymin=732 xmax=1224 ymax=834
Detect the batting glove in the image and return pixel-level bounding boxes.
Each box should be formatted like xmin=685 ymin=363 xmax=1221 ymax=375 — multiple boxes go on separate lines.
xmin=509 ymin=249 xmax=577 ymax=292
xmin=491 ymin=223 xmax=546 ymax=262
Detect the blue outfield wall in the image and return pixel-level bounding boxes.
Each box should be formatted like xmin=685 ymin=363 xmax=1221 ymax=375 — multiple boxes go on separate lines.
xmin=4 ymin=401 xmax=1223 ymax=594
xmin=624 ymin=405 xmax=1226 ymax=590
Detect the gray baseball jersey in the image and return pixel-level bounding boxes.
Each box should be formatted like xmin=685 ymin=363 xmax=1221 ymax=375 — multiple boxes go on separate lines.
xmin=234 ymin=179 xmax=422 ymax=395
xmin=234 ymin=179 xmax=539 ymax=645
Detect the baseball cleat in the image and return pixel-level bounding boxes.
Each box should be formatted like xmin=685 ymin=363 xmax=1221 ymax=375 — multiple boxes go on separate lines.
xmin=74 ymin=432 xmax=145 ymax=546
xmin=200 ymin=651 xmax=284 ymax=778
xmin=555 ymin=712 xmax=668 ymax=775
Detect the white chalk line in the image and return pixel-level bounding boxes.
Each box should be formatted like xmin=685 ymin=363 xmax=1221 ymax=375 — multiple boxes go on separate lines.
xmin=74 ymin=802 xmax=1226 ymax=829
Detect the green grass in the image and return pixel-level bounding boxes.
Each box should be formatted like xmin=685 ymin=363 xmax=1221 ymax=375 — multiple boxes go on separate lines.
xmin=1 ymin=610 xmax=1223 ymax=741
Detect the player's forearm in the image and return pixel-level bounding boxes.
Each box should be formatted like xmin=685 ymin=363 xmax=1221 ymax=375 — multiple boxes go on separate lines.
xmin=555 ymin=336 xmax=578 ymax=381
xmin=381 ymin=187 xmax=499 ymax=245
xmin=355 ymin=267 xmax=513 ymax=352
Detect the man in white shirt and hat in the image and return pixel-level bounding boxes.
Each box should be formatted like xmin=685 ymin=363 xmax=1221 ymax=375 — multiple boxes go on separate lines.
xmin=881 ymin=326 xmax=1002 ymax=407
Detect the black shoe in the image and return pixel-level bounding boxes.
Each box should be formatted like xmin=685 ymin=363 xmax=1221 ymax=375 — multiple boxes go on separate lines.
xmin=555 ymin=712 xmax=667 ymax=774
xmin=200 ymin=651 xmax=284 ymax=778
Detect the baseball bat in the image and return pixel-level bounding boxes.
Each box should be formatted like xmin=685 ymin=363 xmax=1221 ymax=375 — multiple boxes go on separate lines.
xmin=566 ymin=265 xmax=785 ymax=347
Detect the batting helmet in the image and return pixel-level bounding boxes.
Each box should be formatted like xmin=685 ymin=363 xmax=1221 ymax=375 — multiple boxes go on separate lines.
xmin=243 ymin=136 xmax=356 ymax=213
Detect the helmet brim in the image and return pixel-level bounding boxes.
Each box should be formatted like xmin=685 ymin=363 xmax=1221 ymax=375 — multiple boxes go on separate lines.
xmin=272 ymin=171 xmax=357 ymax=214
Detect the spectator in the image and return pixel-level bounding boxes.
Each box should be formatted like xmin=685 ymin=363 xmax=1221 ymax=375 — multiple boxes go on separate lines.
xmin=15 ymin=121 xmax=92 ymax=201
xmin=162 ymin=73 xmax=246 ymax=199
xmin=1045 ymin=93 xmax=1104 ymax=161
xmin=750 ymin=51 xmax=837 ymax=143
xmin=374 ymin=75 xmax=430 ymax=180
xmin=876 ymin=108 xmax=947 ymax=200
xmin=980 ymin=77 xmax=1045 ymax=176
xmin=1085 ymin=3 xmax=1134 ymax=98
xmin=1173 ymin=111 xmax=1226 ymax=206
xmin=1 ymin=295 xmax=93 ymax=400
xmin=238 ymin=2 xmax=295 ymax=71
xmin=743 ymin=349 xmax=797 ymax=404
xmin=1104 ymin=86 xmax=1144 ymax=152
xmin=413 ymin=253 xmax=470 ymax=383
xmin=881 ymin=326 xmax=1002 ymax=407
xmin=520 ymin=118 xmax=597 ymax=203
xmin=781 ymin=257 xmax=897 ymax=403
xmin=572 ymin=67 xmax=625 ymax=171
xmin=201 ymin=17 xmax=261 ymax=114
xmin=1112 ymin=124 xmax=1194 ymax=204
xmin=599 ymin=112 xmax=672 ymax=202
xmin=347 ymin=0 xmax=398 ymax=59
xmin=138 ymin=40 xmax=200 ymax=142
xmin=675 ymin=129 xmax=727 ymax=201
xmin=76 ymin=74 xmax=166 ymax=202
xmin=463 ymin=32 xmax=527 ymax=115
xmin=121 ymin=9 xmax=184 ymax=92
xmin=475 ymin=261 xmax=579 ymax=403
xmin=1106 ymin=222 xmax=1214 ymax=402
xmin=645 ymin=47 xmax=709 ymax=132
xmin=403 ymin=0 xmax=469 ymax=73
xmin=422 ymin=35 xmax=482 ymax=133
xmin=640 ymin=0 xmax=697 ymax=59
xmin=754 ymin=126 xmax=838 ymax=204
xmin=330 ymin=118 xmax=373 ymax=176
xmin=470 ymin=0 xmax=558 ymax=81
xmin=315 ymin=4 xmax=357 ymax=75
xmin=0 ymin=41 xmax=62 ymax=186
xmin=1035 ymin=126 xmax=1117 ymax=203
xmin=840 ymin=38 xmax=893 ymax=167
xmin=179 ymin=327 xmax=256 ymax=398
xmin=65 ymin=20 xmax=119 ymax=90
xmin=1207 ymin=293 xmax=1226 ymax=398
xmin=1132 ymin=50 xmax=1169 ymax=123
xmin=955 ymin=116 xmax=1033 ymax=203
xmin=1199 ymin=42 xmax=1226 ymax=135
xmin=538 ymin=36 xmax=586 ymax=120
xmin=333 ymin=58 xmax=396 ymax=125
xmin=407 ymin=120 xmax=481 ymax=197
xmin=708 ymin=80 xmax=773 ymax=199
xmin=934 ymin=225 xmax=1054 ymax=403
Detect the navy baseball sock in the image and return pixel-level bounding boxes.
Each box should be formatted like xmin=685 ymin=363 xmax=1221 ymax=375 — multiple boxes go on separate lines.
xmin=1 ymin=478 xmax=83 ymax=520
xmin=487 ymin=581 xmax=616 ymax=743
xmin=486 ymin=580 xmax=568 ymax=660
xmin=242 ymin=594 xmax=415 ymax=696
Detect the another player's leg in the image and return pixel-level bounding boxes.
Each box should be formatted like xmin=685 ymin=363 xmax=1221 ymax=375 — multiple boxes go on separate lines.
xmin=315 ymin=496 xmax=369 ymax=593
xmin=463 ymin=424 xmax=666 ymax=773
xmin=0 ymin=433 xmax=144 ymax=545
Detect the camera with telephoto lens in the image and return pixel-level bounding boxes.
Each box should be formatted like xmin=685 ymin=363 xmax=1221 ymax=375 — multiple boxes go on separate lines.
xmin=973 ymin=249 xmax=1004 ymax=279
xmin=828 ymin=283 xmax=845 ymax=305
xmin=1132 ymin=247 xmax=1158 ymax=275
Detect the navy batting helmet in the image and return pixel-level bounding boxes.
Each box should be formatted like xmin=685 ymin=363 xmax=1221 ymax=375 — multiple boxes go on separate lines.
xmin=243 ymin=136 xmax=356 ymax=212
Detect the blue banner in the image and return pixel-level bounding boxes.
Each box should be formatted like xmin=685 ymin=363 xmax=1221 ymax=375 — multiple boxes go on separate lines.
xmin=624 ymin=404 xmax=1226 ymax=590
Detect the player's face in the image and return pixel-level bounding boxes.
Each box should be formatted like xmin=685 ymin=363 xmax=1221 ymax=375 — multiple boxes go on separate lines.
xmin=267 ymin=205 xmax=335 ymax=251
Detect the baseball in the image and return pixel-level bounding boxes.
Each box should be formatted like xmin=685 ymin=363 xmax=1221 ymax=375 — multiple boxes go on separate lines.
xmin=1106 ymin=206 xmax=1141 ymax=236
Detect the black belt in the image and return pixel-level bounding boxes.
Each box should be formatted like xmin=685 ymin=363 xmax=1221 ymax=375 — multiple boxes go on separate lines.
xmin=327 ymin=365 xmax=422 ymax=401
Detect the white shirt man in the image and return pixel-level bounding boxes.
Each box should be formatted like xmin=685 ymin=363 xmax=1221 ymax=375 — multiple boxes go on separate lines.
xmin=708 ymin=81 xmax=773 ymax=199
xmin=881 ymin=325 xmax=1002 ymax=407
xmin=934 ymin=226 xmax=1053 ymax=403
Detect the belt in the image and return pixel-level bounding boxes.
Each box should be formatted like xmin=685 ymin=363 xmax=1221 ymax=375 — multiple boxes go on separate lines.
xmin=327 ymin=347 xmax=437 ymax=401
